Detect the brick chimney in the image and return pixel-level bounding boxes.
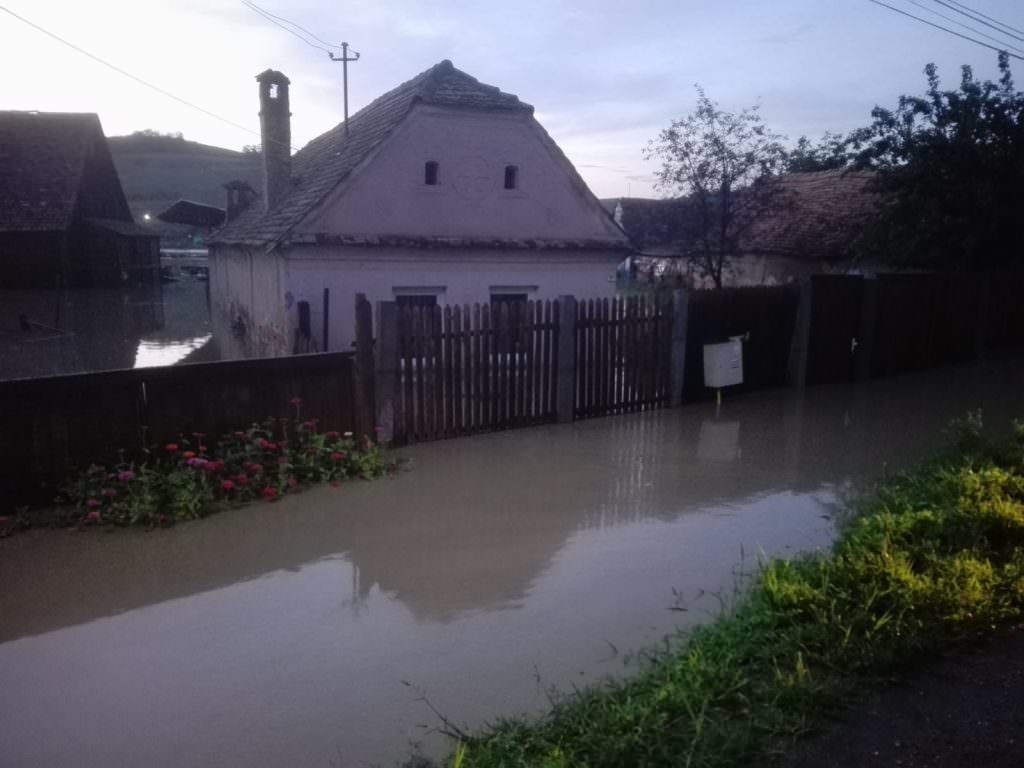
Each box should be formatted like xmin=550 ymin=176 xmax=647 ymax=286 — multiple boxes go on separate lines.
xmin=223 ymin=180 xmax=257 ymax=222
xmin=256 ymin=69 xmax=292 ymax=212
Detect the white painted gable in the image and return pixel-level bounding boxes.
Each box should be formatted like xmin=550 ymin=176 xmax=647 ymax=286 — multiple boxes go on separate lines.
xmin=296 ymin=104 xmax=627 ymax=245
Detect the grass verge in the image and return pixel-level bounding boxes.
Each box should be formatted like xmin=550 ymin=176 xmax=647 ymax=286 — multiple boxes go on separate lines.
xmin=448 ymin=416 xmax=1024 ymax=768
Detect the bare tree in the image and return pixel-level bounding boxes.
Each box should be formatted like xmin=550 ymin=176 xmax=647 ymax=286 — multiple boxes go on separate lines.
xmin=645 ymin=87 xmax=788 ymax=288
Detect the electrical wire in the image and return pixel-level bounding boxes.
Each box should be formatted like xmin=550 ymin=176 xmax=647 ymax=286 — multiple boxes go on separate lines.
xmin=241 ymin=0 xmax=342 ymax=52
xmin=929 ymin=0 xmax=1024 ymax=42
xmin=906 ymin=0 xmax=1024 ymax=55
xmin=868 ymin=0 xmax=1024 ymax=60
xmin=0 ymin=4 xmax=297 ymax=151
xmin=943 ymin=0 xmax=1024 ymax=37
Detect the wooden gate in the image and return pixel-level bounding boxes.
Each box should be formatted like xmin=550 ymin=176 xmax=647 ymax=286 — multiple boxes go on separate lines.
xmin=806 ymin=275 xmax=864 ymax=385
xmin=394 ymin=300 xmax=560 ymax=443
xmin=574 ymin=295 xmax=672 ymax=418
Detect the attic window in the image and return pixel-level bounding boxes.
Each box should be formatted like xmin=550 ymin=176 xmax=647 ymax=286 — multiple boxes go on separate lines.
xmin=504 ymin=165 xmax=518 ymax=190
xmin=269 ymin=83 xmax=279 ymax=99
xmin=424 ymin=161 xmax=439 ymax=186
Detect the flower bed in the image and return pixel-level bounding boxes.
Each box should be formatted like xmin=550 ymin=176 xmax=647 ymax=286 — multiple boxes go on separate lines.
xmin=3 ymin=398 xmax=392 ymax=534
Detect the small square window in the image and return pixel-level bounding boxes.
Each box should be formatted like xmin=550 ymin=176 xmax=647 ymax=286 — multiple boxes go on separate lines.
xmin=504 ymin=165 xmax=518 ymax=190
xmin=424 ymin=161 xmax=439 ymax=186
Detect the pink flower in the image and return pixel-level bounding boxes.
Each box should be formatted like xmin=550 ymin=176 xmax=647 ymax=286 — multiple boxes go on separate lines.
xmin=261 ymin=486 xmax=278 ymax=501
xmin=0 ymin=516 xmax=11 ymax=524
xmin=165 ymin=443 xmax=179 ymax=453
xmin=85 ymin=499 xmax=100 ymax=510
xmin=221 ymin=480 xmax=235 ymax=492
xmin=326 ymin=431 xmax=340 ymax=441
xmin=287 ymin=476 xmax=298 ymax=488
xmin=101 ymin=488 xmax=117 ymax=498
xmin=204 ymin=460 xmax=225 ymax=473
xmin=183 ymin=450 xmax=196 ymax=460
xmin=117 ymin=470 xmax=135 ymax=482
xmin=246 ymin=462 xmax=263 ymax=474
xmin=290 ymin=397 xmax=303 ymax=406
xmin=85 ymin=510 xmax=100 ymax=522
xmin=235 ymin=474 xmax=249 ymax=486
xmin=330 ymin=452 xmax=346 ymax=462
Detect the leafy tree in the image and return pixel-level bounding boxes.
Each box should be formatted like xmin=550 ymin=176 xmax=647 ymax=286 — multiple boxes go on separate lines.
xmin=241 ymin=143 xmax=261 ymax=154
xmin=848 ymin=53 xmax=1024 ymax=270
xmin=645 ymin=87 xmax=789 ymax=288
xmin=786 ymin=132 xmax=850 ymax=173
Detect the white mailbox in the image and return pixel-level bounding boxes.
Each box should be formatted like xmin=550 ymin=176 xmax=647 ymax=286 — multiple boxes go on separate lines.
xmin=703 ymin=338 xmax=744 ymax=389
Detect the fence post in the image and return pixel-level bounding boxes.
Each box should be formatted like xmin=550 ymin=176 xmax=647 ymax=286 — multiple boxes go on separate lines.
xmin=855 ymin=276 xmax=878 ymax=381
xmin=374 ymin=301 xmax=399 ymax=445
xmin=974 ymin=272 xmax=991 ymax=361
xmin=669 ymin=289 xmax=689 ymax=407
xmin=787 ymin=277 xmax=813 ymax=388
xmin=354 ymin=293 xmax=376 ymax=438
xmin=556 ymin=295 xmax=577 ymax=423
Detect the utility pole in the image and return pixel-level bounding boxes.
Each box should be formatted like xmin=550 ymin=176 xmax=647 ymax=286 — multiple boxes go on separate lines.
xmin=328 ymin=42 xmax=360 ymax=136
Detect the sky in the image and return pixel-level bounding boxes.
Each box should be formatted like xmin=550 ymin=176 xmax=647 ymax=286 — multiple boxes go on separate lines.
xmin=1 ymin=0 xmax=1022 ymax=198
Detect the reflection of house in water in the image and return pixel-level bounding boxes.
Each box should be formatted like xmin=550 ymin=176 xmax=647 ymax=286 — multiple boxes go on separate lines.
xmin=0 ymin=281 xmax=217 ymax=380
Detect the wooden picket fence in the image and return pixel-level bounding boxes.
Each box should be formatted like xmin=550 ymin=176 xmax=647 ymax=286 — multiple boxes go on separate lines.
xmin=574 ymin=296 xmax=673 ymax=418
xmin=394 ymin=300 xmax=560 ymax=443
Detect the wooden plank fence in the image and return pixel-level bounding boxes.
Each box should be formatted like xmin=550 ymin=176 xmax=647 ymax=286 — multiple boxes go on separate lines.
xmin=574 ymin=295 xmax=673 ymax=418
xmin=394 ymin=300 xmax=559 ymax=444
xmin=2 ymin=352 xmax=358 ymax=506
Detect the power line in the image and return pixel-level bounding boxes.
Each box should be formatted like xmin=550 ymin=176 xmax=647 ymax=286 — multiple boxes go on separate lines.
xmin=241 ymin=1 xmax=343 ymax=52
xmin=907 ymin=0 xmax=1024 ymax=55
xmin=943 ymin=0 xmax=1024 ymax=37
xmin=0 ymin=4 xmax=296 ymax=151
xmin=868 ymin=0 xmax=1024 ymax=60
xmin=929 ymin=0 xmax=1024 ymax=42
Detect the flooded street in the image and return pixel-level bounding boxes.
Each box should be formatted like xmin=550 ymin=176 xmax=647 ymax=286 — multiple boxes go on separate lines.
xmin=1 ymin=356 xmax=1023 ymax=767
xmin=0 ymin=280 xmax=218 ymax=380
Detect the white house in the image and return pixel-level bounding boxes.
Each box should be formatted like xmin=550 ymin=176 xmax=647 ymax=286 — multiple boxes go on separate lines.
xmin=210 ymin=61 xmax=629 ymax=356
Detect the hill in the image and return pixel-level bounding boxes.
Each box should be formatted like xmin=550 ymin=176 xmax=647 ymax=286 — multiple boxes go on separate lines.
xmin=108 ymin=132 xmax=262 ymax=245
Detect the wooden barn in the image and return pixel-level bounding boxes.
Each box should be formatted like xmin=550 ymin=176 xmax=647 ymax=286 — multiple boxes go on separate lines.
xmin=0 ymin=111 xmax=159 ymax=288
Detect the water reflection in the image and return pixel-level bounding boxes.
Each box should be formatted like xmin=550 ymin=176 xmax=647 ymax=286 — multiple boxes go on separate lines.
xmin=0 ymin=280 xmax=217 ymax=380
xmin=0 ymin=355 xmax=1022 ymax=767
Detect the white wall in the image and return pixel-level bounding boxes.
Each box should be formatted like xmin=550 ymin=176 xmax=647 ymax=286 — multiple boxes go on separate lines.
xmin=297 ymin=105 xmax=627 ymax=245
xmin=283 ymin=245 xmax=621 ymax=351
xmin=208 ymin=244 xmax=289 ymax=358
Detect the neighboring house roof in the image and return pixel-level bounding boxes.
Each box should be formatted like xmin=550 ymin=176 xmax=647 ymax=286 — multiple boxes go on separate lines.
xmin=0 ymin=111 xmax=104 ymax=232
xmin=737 ymin=169 xmax=877 ymax=259
xmin=158 ymin=199 xmax=226 ymax=228
xmin=213 ymin=60 xmax=534 ymax=247
xmin=84 ymin=217 xmax=157 ymax=238
xmin=606 ymin=169 xmax=877 ymax=261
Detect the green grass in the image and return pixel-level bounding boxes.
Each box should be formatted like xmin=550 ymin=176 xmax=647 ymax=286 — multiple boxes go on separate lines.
xmin=448 ymin=417 xmax=1024 ymax=768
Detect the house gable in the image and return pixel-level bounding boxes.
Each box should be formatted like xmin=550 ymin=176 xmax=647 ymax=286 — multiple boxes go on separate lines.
xmin=294 ymin=103 xmax=626 ymax=247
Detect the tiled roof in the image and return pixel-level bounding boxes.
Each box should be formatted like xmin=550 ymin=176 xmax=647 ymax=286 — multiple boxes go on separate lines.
xmin=0 ymin=111 xmax=103 ymax=232
xmin=737 ymin=169 xmax=877 ymax=259
xmin=608 ymin=169 xmax=878 ymax=261
xmin=212 ymin=60 xmax=533 ymax=247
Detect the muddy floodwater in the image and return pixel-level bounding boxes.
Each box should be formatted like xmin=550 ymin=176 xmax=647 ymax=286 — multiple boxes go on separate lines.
xmin=2 ymin=356 xmax=1023 ymax=767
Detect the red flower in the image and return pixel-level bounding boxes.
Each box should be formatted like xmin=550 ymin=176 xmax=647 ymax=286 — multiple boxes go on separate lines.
xmin=183 ymin=451 xmax=196 ymax=460
xmin=159 ymin=514 xmax=167 ymax=525
xmin=117 ymin=470 xmax=135 ymax=482
xmin=101 ymin=488 xmax=117 ymax=498
xmin=246 ymin=462 xmax=263 ymax=474
xmin=287 ymin=476 xmax=297 ymax=488
xmin=326 ymin=431 xmax=339 ymax=441
xmin=85 ymin=499 xmax=100 ymax=509
xmin=199 ymin=446 xmax=208 ymax=453
xmin=85 ymin=510 xmax=101 ymax=522
xmin=261 ymin=486 xmax=278 ymax=501
xmin=0 ymin=516 xmax=11 ymax=524
xmin=165 ymin=443 xmax=179 ymax=453
xmin=235 ymin=474 xmax=249 ymax=486
xmin=290 ymin=397 xmax=303 ymax=406
xmin=258 ymin=438 xmax=269 ymax=449
xmin=266 ymin=442 xmax=279 ymax=453
xmin=330 ymin=452 xmax=345 ymax=462
xmin=221 ymin=480 xmax=235 ymax=492
xmin=205 ymin=460 xmax=225 ymax=473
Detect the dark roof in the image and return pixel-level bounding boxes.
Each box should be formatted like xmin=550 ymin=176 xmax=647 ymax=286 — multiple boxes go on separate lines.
xmin=607 ymin=169 xmax=878 ymax=261
xmin=213 ymin=60 xmax=533 ymax=247
xmin=601 ymin=197 xmax=695 ymax=254
xmin=0 ymin=112 xmax=105 ymax=232
xmin=84 ymin=217 xmax=158 ymax=238
xmin=737 ymin=169 xmax=877 ymax=259
xmin=158 ymin=199 xmax=226 ymax=227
